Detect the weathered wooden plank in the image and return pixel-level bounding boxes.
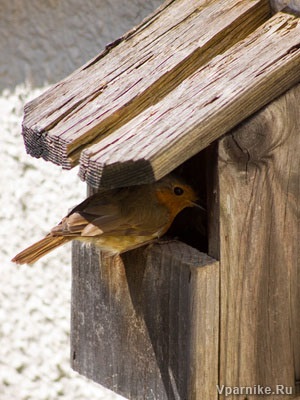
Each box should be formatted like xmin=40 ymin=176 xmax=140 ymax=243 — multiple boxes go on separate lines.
xmin=71 ymin=240 xmax=219 ymax=400
xmin=22 ymin=0 xmax=270 ymax=168
xmin=218 ymin=83 xmax=300 ymax=399
xmin=80 ymin=11 xmax=300 ymax=189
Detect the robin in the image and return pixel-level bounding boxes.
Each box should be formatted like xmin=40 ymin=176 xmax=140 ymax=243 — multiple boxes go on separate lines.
xmin=12 ymin=174 xmax=202 ymax=265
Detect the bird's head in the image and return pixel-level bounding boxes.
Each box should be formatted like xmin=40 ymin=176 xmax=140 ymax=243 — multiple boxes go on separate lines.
xmin=154 ymin=174 xmax=203 ymax=218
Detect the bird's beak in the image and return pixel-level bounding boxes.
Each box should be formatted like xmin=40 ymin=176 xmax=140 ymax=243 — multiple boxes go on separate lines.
xmin=190 ymin=201 xmax=206 ymax=212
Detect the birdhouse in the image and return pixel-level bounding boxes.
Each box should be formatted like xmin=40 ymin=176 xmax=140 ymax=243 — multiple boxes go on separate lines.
xmin=20 ymin=0 xmax=300 ymax=399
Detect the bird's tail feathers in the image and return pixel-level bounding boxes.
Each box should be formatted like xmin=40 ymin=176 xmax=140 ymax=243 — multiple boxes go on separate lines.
xmin=11 ymin=235 xmax=70 ymax=265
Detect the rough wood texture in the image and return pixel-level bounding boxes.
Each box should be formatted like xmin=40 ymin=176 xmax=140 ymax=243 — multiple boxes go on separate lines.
xmin=80 ymin=10 xmax=300 ymax=188
xmin=218 ymin=83 xmax=300 ymax=399
xmin=22 ymin=0 xmax=270 ymax=169
xmin=71 ymin=241 xmax=219 ymax=400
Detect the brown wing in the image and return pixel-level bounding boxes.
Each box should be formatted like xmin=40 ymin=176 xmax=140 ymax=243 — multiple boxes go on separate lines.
xmin=51 ymin=190 xmax=168 ymax=238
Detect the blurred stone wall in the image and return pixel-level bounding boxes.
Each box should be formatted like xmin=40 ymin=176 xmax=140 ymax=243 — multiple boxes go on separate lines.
xmin=0 ymin=2 xmax=162 ymax=399
xmin=270 ymin=0 xmax=300 ymax=12
xmin=0 ymin=0 xmax=162 ymax=91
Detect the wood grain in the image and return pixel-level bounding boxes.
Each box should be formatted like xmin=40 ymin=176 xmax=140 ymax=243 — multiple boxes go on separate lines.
xmin=71 ymin=240 xmax=219 ymax=400
xmin=22 ymin=0 xmax=270 ymax=169
xmin=218 ymin=83 xmax=300 ymax=399
xmin=80 ymin=11 xmax=300 ymax=188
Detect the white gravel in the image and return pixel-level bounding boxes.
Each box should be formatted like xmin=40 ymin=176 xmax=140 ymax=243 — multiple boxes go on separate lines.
xmin=0 ymin=85 xmax=125 ymax=400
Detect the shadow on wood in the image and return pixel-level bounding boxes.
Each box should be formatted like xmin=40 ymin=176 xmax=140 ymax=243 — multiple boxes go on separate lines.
xmin=71 ymin=241 xmax=219 ymax=400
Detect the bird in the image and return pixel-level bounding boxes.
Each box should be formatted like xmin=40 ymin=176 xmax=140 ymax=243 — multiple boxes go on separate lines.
xmin=12 ymin=174 xmax=202 ymax=265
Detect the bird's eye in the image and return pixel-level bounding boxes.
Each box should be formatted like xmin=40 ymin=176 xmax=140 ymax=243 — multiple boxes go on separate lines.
xmin=174 ymin=186 xmax=184 ymax=196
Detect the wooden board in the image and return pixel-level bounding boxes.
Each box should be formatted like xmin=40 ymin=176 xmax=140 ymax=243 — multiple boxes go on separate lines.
xmin=71 ymin=241 xmax=219 ymax=399
xmin=218 ymin=83 xmax=300 ymax=399
xmin=79 ymin=10 xmax=300 ymax=188
xmin=22 ymin=0 xmax=270 ymax=169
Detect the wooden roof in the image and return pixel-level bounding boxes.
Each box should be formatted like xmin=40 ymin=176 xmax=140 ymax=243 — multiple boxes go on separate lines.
xmin=22 ymin=0 xmax=300 ymax=188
